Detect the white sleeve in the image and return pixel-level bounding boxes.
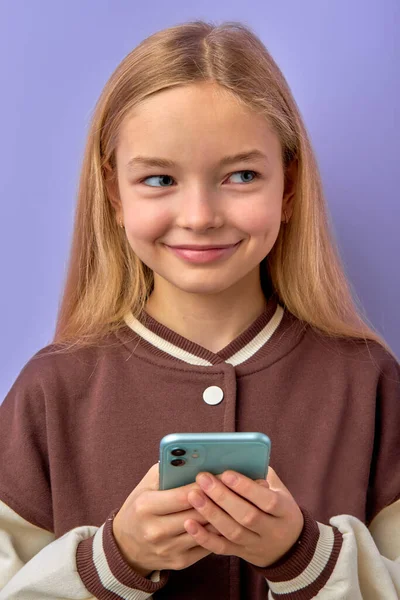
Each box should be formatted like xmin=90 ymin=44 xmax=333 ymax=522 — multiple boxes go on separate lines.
xmin=263 ymin=499 xmax=400 ymax=599
xmin=0 ymin=500 xmax=162 ymax=600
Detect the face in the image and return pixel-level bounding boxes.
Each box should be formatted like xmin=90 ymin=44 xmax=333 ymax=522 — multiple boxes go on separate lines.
xmin=108 ymin=82 xmax=295 ymax=297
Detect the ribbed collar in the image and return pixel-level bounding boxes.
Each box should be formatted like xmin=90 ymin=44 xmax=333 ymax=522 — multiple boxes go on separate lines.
xmin=118 ymin=295 xmax=299 ymax=368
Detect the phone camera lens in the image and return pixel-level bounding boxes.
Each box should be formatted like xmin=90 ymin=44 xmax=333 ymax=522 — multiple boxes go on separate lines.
xmin=171 ymin=458 xmax=186 ymax=467
xmin=171 ymin=448 xmax=186 ymax=456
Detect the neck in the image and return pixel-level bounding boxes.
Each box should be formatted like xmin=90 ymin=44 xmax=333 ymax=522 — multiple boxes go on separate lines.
xmin=145 ymin=270 xmax=268 ymax=353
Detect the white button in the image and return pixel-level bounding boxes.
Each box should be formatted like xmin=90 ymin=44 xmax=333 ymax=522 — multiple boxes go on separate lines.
xmin=203 ymin=386 xmax=224 ymax=405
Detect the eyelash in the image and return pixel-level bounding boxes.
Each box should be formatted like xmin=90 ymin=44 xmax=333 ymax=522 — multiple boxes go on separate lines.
xmin=139 ymin=170 xmax=260 ymax=187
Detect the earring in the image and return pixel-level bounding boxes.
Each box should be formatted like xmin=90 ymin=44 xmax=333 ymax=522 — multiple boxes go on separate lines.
xmin=119 ymin=219 xmax=124 ymax=229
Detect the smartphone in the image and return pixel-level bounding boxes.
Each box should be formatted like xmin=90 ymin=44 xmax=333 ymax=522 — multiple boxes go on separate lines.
xmin=159 ymin=432 xmax=271 ymax=490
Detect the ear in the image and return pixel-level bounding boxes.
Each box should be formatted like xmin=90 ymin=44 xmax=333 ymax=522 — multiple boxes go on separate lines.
xmin=281 ymin=159 xmax=298 ymax=221
xmin=103 ymin=162 xmax=122 ymax=218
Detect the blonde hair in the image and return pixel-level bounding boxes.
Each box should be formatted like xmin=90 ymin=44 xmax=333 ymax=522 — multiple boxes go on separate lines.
xmin=53 ymin=19 xmax=391 ymax=354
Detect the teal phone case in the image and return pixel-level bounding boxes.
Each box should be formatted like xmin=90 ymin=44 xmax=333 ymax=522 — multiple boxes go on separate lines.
xmin=159 ymin=432 xmax=271 ymax=490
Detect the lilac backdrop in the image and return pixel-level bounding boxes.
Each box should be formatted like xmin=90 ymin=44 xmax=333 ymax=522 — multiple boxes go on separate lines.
xmin=1 ymin=0 xmax=399 ymax=401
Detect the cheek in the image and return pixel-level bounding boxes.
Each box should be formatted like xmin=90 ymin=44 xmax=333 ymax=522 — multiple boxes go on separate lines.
xmin=124 ymin=204 xmax=171 ymax=242
xmin=237 ymin=202 xmax=282 ymax=237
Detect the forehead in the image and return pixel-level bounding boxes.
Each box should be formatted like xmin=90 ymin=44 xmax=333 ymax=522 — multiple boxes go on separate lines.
xmin=116 ymin=82 xmax=281 ymax=167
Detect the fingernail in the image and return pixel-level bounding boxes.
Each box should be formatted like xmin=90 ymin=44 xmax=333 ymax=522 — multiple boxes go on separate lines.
xmin=190 ymin=491 xmax=206 ymax=508
xmin=198 ymin=474 xmax=213 ymax=490
xmin=186 ymin=521 xmax=198 ymax=535
xmin=222 ymin=472 xmax=238 ymax=486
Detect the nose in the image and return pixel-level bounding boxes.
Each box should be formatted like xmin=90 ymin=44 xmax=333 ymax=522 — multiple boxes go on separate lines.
xmin=175 ymin=186 xmax=223 ymax=232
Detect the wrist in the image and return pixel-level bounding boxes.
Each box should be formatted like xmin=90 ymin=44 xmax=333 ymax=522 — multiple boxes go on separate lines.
xmin=76 ymin=508 xmax=170 ymax=596
xmin=251 ymin=507 xmax=343 ymax=596
xmin=251 ymin=507 xmax=317 ymax=580
xmin=112 ymin=511 xmax=153 ymax=577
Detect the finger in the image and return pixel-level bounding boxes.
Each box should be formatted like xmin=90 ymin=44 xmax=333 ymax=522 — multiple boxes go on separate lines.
xmin=187 ymin=487 xmax=258 ymax=542
xmin=217 ymin=473 xmax=270 ymax=489
xmin=192 ymin=473 xmax=266 ymax=533
xmin=174 ymin=531 xmax=210 ymax=552
xmin=135 ymin=464 xmax=202 ymax=499
xmin=204 ymin=523 xmax=222 ymax=535
xmin=184 ymin=519 xmax=237 ymax=557
xmin=158 ymin=507 xmax=211 ymax=536
xmin=220 ymin=470 xmax=285 ymax=517
xmin=141 ymin=481 xmax=202 ymax=516
xmin=178 ymin=544 xmax=212 ymax=569
xmin=159 ymin=534 xmax=211 ymax=569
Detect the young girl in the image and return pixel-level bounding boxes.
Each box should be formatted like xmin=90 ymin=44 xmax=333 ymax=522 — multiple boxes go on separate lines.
xmin=0 ymin=19 xmax=399 ymax=600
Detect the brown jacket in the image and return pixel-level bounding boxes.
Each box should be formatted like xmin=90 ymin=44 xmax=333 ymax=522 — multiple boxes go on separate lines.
xmin=0 ymin=297 xmax=399 ymax=599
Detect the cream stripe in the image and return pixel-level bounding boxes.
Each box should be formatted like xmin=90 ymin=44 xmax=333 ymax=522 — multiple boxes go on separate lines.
xmin=92 ymin=524 xmax=158 ymax=599
xmin=124 ymin=305 xmax=284 ymax=367
xmin=267 ymin=522 xmax=335 ymax=594
xmin=123 ymin=314 xmax=213 ymax=366
xmin=226 ymin=305 xmax=284 ymax=366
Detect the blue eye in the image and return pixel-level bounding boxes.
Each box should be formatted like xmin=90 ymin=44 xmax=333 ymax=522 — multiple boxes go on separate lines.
xmin=141 ymin=170 xmax=259 ymax=187
xmin=229 ymin=170 xmax=258 ymax=184
xmin=143 ymin=175 xmax=175 ymax=187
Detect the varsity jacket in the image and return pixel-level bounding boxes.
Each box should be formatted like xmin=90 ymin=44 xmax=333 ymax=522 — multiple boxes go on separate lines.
xmin=0 ymin=296 xmax=399 ymax=599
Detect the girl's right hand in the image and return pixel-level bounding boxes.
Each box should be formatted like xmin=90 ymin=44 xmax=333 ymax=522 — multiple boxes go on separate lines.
xmin=112 ymin=463 xmax=214 ymax=576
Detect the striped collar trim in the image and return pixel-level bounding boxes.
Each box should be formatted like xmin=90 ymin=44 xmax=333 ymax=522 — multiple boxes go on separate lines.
xmin=123 ymin=304 xmax=284 ymax=367
xmin=225 ymin=305 xmax=284 ymax=365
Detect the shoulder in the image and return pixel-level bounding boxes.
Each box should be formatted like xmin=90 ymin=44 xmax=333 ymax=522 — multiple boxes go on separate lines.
xmin=302 ymin=322 xmax=399 ymax=376
xmin=6 ymin=331 xmax=127 ymax=402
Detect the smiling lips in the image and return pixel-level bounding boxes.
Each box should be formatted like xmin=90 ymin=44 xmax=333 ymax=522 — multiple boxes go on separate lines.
xmin=165 ymin=242 xmax=241 ymax=263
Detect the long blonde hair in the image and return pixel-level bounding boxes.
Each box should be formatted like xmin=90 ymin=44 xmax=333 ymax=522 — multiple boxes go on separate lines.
xmin=53 ymin=20 xmax=391 ymax=354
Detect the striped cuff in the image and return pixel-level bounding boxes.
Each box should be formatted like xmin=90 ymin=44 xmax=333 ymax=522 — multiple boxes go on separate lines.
xmin=254 ymin=508 xmax=343 ymax=599
xmin=76 ymin=509 xmax=169 ymax=600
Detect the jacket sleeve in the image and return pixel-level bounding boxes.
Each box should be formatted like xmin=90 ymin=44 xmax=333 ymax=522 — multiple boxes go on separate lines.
xmin=256 ymin=349 xmax=400 ymax=598
xmin=0 ymin=354 xmax=169 ymax=599
xmin=0 ymin=499 xmax=169 ymax=600
xmin=253 ymin=501 xmax=400 ymax=599
xmin=0 ymin=499 xmax=167 ymax=600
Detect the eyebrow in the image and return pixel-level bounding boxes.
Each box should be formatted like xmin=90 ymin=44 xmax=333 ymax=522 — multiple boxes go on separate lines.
xmin=125 ymin=149 xmax=269 ymax=170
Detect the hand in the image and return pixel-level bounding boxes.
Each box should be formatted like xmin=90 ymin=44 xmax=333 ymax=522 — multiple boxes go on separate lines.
xmin=113 ymin=464 xmax=216 ymax=576
xmin=184 ymin=466 xmax=304 ymax=568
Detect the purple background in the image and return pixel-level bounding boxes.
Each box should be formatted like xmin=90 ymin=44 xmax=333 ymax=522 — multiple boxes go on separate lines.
xmin=1 ymin=1 xmax=399 ymax=401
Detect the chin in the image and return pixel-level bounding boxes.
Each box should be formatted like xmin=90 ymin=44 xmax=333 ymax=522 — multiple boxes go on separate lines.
xmin=165 ymin=275 xmax=238 ymax=296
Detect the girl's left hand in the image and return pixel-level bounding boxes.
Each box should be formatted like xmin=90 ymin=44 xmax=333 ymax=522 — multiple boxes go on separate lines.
xmin=184 ymin=467 xmax=304 ymax=568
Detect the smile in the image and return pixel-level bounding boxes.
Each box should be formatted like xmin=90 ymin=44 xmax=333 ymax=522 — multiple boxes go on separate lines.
xmin=164 ymin=242 xmax=241 ymax=264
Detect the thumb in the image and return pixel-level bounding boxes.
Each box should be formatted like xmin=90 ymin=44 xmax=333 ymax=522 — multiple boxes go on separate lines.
xmin=116 ymin=463 xmax=159 ymax=515
xmin=130 ymin=463 xmax=160 ymax=497
xmin=266 ymin=466 xmax=289 ymax=493
xmin=255 ymin=479 xmax=270 ymax=488
xmin=139 ymin=462 xmax=160 ymax=491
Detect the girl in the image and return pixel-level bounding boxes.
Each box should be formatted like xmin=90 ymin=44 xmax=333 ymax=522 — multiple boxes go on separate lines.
xmin=0 ymin=19 xmax=399 ymax=600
